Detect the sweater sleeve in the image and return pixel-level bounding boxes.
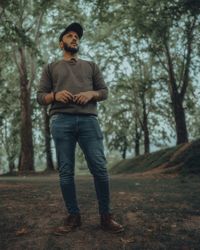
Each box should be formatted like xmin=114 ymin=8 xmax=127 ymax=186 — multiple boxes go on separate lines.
xmin=92 ymin=62 xmax=108 ymax=101
xmin=36 ymin=64 xmax=52 ymax=105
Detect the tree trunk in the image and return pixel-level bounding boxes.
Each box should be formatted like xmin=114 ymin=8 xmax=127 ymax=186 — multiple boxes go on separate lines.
xmin=122 ymin=136 xmax=127 ymax=159
xmin=18 ymin=47 xmax=34 ymax=172
xmin=134 ymin=121 xmax=140 ymax=156
xmin=141 ymin=93 xmax=150 ymax=153
xmin=143 ymin=120 xmax=150 ymax=154
xmin=9 ymin=161 xmax=15 ymax=174
xmin=164 ymin=42 xmax=188 ymax=144
xmin=172 ymin=95 xmax=188 ymax=145
xmin=43 ymin=107 xmax=54 ymax=171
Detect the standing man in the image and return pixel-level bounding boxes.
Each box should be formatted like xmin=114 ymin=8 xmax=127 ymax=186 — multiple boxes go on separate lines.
xmin=37 ymin=22 xmax=124 ymax=234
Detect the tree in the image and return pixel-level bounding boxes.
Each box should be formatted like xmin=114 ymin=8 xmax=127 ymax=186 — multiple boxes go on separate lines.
xmin=130 ymin=0 xmax=200 ymax=144
xmin=0 ymin=0 xmax=53 ymax=172
xmin=0 ymin=48 xmax=20 ymax=173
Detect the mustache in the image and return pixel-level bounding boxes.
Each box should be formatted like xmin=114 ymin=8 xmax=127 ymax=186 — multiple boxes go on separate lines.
xmin=63 ymin=42 xmax=79 ymax=53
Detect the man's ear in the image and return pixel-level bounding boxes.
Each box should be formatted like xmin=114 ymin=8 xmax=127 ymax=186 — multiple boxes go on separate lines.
xmin=59 ymin=41 xmax=63 ymax=49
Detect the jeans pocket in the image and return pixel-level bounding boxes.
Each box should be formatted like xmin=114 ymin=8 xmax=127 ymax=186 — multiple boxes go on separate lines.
xmin=49 ymin=114 xmax=62 ymax=128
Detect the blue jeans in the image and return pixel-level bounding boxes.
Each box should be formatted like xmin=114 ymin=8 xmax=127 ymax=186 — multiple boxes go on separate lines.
xmin=50 ymin=113 xmax=111 ymax=215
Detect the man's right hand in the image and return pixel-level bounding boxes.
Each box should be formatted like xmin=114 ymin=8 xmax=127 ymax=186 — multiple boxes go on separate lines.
xmin=55 ymin=90 xmax=74 ymax=103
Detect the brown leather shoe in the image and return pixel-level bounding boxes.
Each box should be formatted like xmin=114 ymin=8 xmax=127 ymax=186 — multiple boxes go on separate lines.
xmin=53 ymin=213 xmax=81 ymax=236
xmin=100 ymin=213 xmax=124 ymax=233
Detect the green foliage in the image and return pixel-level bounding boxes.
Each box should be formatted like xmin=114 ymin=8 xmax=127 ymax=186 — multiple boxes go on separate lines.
xmin=0 ymin=0 xmax=200 ymax=173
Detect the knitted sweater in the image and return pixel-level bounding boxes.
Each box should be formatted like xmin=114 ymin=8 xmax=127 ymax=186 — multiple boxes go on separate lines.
xmin=37 ymin=58 xmax=108 ymax=116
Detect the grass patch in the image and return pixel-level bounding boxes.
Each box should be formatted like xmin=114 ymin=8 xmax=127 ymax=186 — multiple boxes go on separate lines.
xmin=110 ymin=139 xmax=200 ymax=175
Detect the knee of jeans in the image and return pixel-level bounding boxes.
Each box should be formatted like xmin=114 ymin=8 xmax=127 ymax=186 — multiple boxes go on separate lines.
xmin=93 ymin=172 xmax=109 ymax=183
xmin=59 ymin=169 xmax=74 ymax=184
xmin=91 ymin=165 xmax=109 ymax=179
xmin=87 ymin=158 xmax=107 ymax=173
xmin=88 ymin=154 xmax=107 ymax=167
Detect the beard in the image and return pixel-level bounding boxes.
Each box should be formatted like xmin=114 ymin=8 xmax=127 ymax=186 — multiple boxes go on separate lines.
xmin=63 ymin=42 xmax=79 ymax=53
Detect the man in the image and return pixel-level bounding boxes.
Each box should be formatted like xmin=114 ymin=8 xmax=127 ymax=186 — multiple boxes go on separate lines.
xmin=37 ymin=22 xmax=124 ymax=235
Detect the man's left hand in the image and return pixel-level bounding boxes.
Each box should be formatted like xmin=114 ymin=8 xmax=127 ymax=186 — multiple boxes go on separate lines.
xmin=73 ymin=91 xmax=99 ymax=105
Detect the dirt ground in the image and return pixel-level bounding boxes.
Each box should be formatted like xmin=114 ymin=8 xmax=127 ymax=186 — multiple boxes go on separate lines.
xmin=0 ymin=173 xmax=200 ymax=250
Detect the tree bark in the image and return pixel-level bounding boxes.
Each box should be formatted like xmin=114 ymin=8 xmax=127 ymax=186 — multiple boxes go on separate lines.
xmin=143 ymin=116 xmax=150 ymax=154
xmin=18 ymin=47 xmax=34 ymax=172
xmin=172 ymin=96 xmax=188 ymax=145
xmin=164 ymin=41 xmax=188 ymax=144
xmin=9 ymin=161 xmax=15 ymax=174
xmin=122 ymin=136 xmax=127 ymax=159
xmin=134 ymin=121 xmax=140 ymax=156
xmin=140 ymin=92 xmax=150 ymax=153
xmin=43 ymin=107 xmax=54 ymax=171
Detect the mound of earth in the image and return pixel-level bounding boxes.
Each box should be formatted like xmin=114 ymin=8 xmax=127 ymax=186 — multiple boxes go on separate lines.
xmin=110 ymin=139 xmax=200 ymax=175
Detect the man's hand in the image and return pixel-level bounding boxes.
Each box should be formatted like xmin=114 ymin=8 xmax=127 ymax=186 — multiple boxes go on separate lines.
xmin=55 ymin=90 xmax=74 ymax=103
xmin=73 ymin=91 xmax=99 ymax=105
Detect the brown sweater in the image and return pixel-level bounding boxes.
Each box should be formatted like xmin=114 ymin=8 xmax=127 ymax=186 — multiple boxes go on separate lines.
xmin=37 ymin=58 xmax=108 ymax=116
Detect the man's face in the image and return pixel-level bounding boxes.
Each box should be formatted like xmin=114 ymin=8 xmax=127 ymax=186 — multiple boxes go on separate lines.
xmin=60 ymin=31 xmax=80 ymax=53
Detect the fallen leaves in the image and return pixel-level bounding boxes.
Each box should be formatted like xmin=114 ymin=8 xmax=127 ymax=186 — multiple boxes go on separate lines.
xmin=15 ymin=227 xmax=29 ymax=236
xmin=120 ymin=237 xmax=135 ymax=244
